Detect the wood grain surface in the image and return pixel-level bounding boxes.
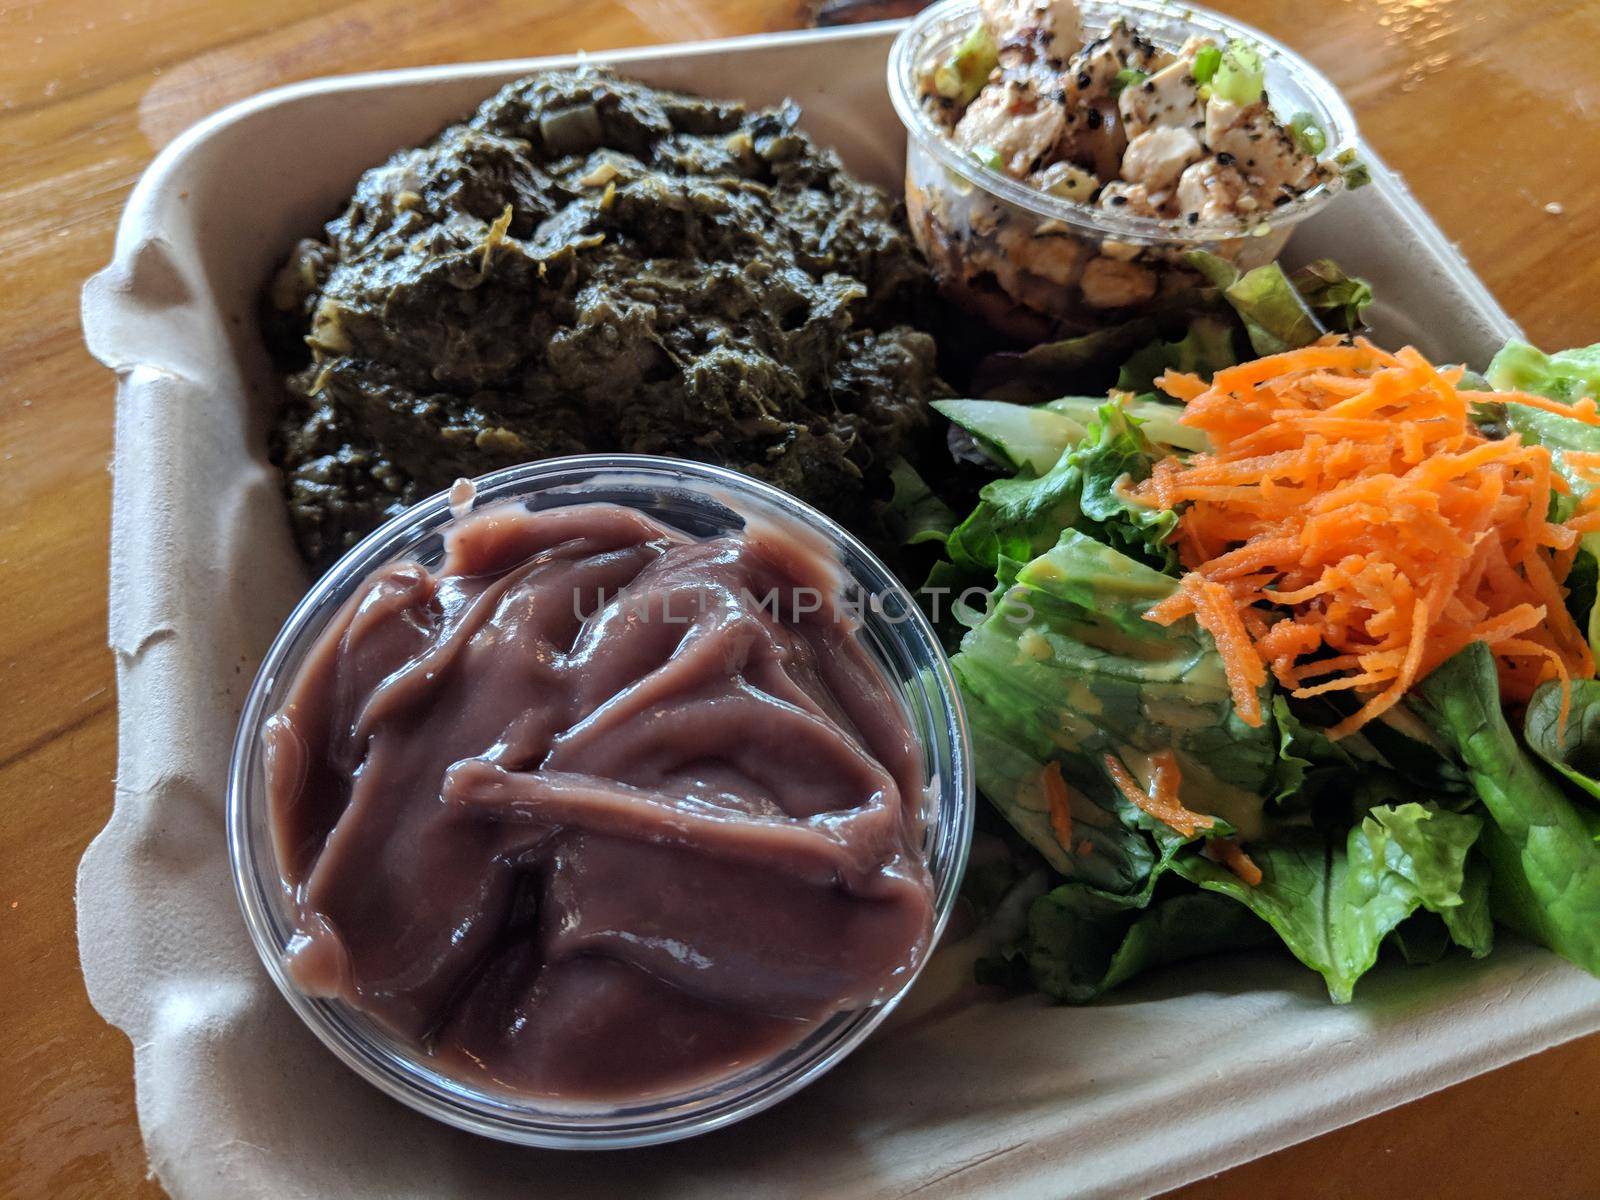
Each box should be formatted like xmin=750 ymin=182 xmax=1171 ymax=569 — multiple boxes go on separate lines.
xmin=3 ymin=0 xmax=1598 ymax=1196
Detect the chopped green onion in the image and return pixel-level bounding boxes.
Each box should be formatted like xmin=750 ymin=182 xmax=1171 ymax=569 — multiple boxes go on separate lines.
xmin=1036 ymin=161 xmax=1099 ymax=201
xmin=1289 ymin=111 xmax=1327 ymax=156
xmin=938 ymin=23 xmax=999 ymax=106
xmin=1191 ymin=45 xmax=1222 ymax=85
xmin=1335 ymin=148 xmax=1372 ymax=190
xmin=1111 ymin=67 xmax=1150 ymax=97
xmin=1211 ymin=39 xmax=1264 ymax=106
xmin=972 ymin=145 xmax=1005 ymax=173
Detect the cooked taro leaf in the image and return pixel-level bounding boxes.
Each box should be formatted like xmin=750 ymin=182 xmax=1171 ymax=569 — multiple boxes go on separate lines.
xmin=267 ymin=69 xmax=948 ymax=567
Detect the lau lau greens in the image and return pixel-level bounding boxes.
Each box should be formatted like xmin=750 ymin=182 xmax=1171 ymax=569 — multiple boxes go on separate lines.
xmin=921 ymin=280 xmax=1600 ymax=1003
xmin=266 ymin=69 xmax=948 ymax=569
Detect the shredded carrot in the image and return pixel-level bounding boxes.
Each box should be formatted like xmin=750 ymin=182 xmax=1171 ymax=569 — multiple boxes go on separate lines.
xmin=1155 ymin=369 xmax=1208 ymax=402
xmin=1133 ymin=337 xmax=1594 ymax=737
xmin=1205 ymin=838 xmax=1264 ymax=887
xmin=1502 ymin=392 xmax=1600 ymax=425
xmin=1041 ymin=761 xmax=1074 ymax=851
xmin=1104 ymin=752 xmax=1215 ymax=839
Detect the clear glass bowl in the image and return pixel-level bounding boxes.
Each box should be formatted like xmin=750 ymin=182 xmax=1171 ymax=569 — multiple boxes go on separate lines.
xmin=227 ymin=454 xmax=974 ymax=1149
xmin=889 ymin=0 xmax=1360 ymax=340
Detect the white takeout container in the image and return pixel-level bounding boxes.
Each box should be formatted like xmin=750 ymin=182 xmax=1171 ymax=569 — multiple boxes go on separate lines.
xmin=81 ymin=19 xmax=1600 ymax=1200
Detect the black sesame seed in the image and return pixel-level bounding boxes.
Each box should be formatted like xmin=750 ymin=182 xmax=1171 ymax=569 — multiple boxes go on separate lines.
xmin=1087 ymin=108 xmax=1103 ymax=130
xmin=1077 ymin=71 xmax=1092 ymax=89
xmin=1186 ymin=211 xmax=1199 ymax=224
xmin=1216 ymin=151 xmax=1235 ymax=166
xmin=1110 ymin=194 xmax=1128 ymax=206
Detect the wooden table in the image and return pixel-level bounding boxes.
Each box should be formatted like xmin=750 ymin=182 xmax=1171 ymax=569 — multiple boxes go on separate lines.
xmin=4 ymin=0 xmax=1599 ymax=1195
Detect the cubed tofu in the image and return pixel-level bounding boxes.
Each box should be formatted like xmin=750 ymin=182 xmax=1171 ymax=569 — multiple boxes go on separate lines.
xmin=1056 ymin=101 xmax=1128 ymax=183
xmin=998 ymin=223 xmax=1090 ymax=287
xmin=1055 ymin=20 xmax=1171 ymax=186
xmin=1121 ymin=126 xmax=1205 ymax=193
xmin=1118 ymin=41 xmax=1209 ymax=137
xmin=1203 ymin=97 xmax=1317 ymax=192
xmin=1097 ymin=179 xmax=1165 ymax=217
xmin=982 ymin=0 xmax=1082 ymax=61
xmin=1032 ymin=159 xmax=1100 ymax=201
xmin=954 ymin=79 xmax=1066 ymax=177
xmin=1080 ymin=254 xmax=1158 ymax=307
xmin=1176 ymin=157 xmax=1255 ymax=222
xmin=1063 ymin=18 xmax=1170 ymax=106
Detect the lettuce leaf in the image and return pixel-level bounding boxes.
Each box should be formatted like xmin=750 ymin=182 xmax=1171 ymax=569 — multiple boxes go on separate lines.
xmin=1173 ymin=803 xmax=1487 ymax=1002
xmin=1187 ymin=251 xmax=1326 ymax=356
xmin=1487 ymin=341 xmax=1600 ymax=404
xmin=1388 ymin=850 xmax=1493 ymax=965
xmin=972 ymin=257 xmax=1373 ymax=405
xmin=1501 ymin=397 xmax=1600 ymax=508
xmin=1493 ymin=385 xmax=1600 ymax=652
xmin=1114 ymin=315 xmax=1238 ymax=393
xmin=1289 ymin=260 xmax=1375 ymax=332
xmin=1414 ymin=642 xmax=1600 ymax=975
xmin=1388 ymin=912 xmax=1453 ymax=965
xmin=1442 ymin=849 xmax=1495 ymax=954
xmin=975 ymin=319 xmax=1163 ymax=404
xmin=1565 ymin=548 xmax=1599 ymax=641
xmin=1017 ymin=883 xmax=1276 ymax=1002
xmin=1475 ymin=336 xmax=1600 ymax=648
xmin=877 ymin=456 xmax=958 ymax=548
xmin=1524 ymin=679 xmax=1600 ymax=804
xmin=942 ymin=403 xmax=1177 ymax=578
xmin=1270 ymin=694 xmax=1360 ymax=807
xmin=951 ymin=528 xmax=1277 ymax=889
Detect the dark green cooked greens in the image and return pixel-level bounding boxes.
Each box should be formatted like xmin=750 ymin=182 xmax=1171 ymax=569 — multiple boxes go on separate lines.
xmin=266 ymin=68 xmax=948 ymax=567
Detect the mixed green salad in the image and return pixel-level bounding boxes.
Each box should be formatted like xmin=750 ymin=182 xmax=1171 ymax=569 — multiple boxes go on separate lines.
xmin=911 ymin=258 xmax=1600 ymax=1002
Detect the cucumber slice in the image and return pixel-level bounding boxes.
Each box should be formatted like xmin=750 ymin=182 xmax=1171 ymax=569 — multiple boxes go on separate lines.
xmin=1043 ymin=396 xmax=1209 ymax=454
xmin=933 ymin=399 xmax=1086 ymax=473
